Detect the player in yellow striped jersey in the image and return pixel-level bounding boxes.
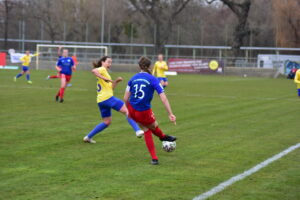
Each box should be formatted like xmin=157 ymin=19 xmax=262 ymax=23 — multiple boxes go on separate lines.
xmin=152 ymin=54 xmax=169 ymax=88
xmin=294 ymin=69 xmax=300 ymax=99
xmin=14 ymin=50 xmax=38 ymax=84
xmin=83 ymin=56 xmax=144 ymax=143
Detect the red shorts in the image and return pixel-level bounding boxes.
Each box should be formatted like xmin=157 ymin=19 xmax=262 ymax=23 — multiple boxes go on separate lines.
xmin=60 ymin=74 xmax=72 ymax=82
xmin=127 ymin=103 xmax=156 ymax=125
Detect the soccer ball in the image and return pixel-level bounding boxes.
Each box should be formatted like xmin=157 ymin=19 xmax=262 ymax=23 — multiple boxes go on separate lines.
xmin=162 ymin=141 xmax=176 ymax=152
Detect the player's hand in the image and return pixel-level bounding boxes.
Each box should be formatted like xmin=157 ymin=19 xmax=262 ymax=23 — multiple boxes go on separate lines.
xmin=169 ymin=114 xmax=176 ymax=125
xmin=115 ymin=77 xmax=123 ymax=83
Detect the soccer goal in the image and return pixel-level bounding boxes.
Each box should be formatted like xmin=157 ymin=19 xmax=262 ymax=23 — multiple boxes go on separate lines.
xmin=36 ymin=44 xmax=108 ymax=70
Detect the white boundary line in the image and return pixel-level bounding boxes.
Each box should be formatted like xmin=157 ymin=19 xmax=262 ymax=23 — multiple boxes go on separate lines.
xmin=193 ymin=143 xmax=300 ymax=200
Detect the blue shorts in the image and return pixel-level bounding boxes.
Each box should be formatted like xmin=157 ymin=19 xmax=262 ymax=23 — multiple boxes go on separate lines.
xmin=98 ymin=96 xmax=124 ymax=118
xmin=22 ymin=66 xmax=29 ymax=72
xmin=298 ymin=89 xmax=300 ymax=97
xmin=157 ymin=77 xmax=168 ymax=82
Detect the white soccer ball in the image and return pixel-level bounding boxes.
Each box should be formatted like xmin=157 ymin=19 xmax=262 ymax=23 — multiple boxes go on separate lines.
xmin=162 ymin=141 xmax=176 ymax=152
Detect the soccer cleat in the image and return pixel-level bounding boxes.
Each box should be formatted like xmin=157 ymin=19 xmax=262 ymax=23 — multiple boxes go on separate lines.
xmin=160 ymin=135 xmax=177 ymax=142
xmin=59 ymin=98 xmax=64 ymax=103
xmin=27 ymin=80 xmax=33 ymax=84
xmin=46 ymin=75 xmax=50 ymax=80
xmin=135 ymin=130 xmax=144 ymax=138
xmin=83 ymin=136 xmax=96 ymax=144
xmin=13 ymin=77 xmax=17 ymax=82
xmin=151 ymin=159 xmax=159 ymax=165
xmin=55 ymin=96 xmax=59 ymax=102
xmin=67 ymin=83 xmax=72 ymax=87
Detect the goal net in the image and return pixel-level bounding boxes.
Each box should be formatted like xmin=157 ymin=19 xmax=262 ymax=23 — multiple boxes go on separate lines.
xmin=35 ymin=44 xmax=108 ymax=70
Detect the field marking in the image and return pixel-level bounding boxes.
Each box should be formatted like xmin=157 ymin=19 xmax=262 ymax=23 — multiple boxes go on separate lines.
xmin=0 ymin=84 xmax=297 ymax=102
xmin=193 ymin=143 xmax=300 ymax=200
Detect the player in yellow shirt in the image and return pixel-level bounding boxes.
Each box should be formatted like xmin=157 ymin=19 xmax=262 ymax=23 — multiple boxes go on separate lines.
xmin=14 ymin=50 xmax=38 ymax=84
xmin=294 ymin=69 xmax=300 ymax=99
xmin=83 ymin=56 xmax=144 ymax=143
xmin=152 ymin=54 xmax=169 ymax=88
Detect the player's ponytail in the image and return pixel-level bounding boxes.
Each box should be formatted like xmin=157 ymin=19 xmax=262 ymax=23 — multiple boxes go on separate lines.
xmin=138 ymin=57 xmax=152 ymax=74
xmin=93 ymin=56 xmax=111 ymax=68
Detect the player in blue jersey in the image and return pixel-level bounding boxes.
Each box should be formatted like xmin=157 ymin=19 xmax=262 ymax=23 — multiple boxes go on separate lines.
xmin=124 ymin=57 xmax=177 ymax=165
xmin=55 ymin=49 xmax=76 ymax=103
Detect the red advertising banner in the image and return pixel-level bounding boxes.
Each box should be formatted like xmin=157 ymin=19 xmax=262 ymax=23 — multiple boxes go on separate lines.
xmin=168 ymin=58 xmax=223 ymax=74
xmin=0 ymin=52 xmax=6 ymax=66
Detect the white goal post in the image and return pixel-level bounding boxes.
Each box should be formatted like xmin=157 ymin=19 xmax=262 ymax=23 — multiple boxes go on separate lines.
xmin=35 ymin=44 xmax=108 ymax=70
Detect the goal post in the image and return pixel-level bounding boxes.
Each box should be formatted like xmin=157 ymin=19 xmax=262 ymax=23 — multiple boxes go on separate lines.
xmin=36 ymin=44 xmax=108 ymax=70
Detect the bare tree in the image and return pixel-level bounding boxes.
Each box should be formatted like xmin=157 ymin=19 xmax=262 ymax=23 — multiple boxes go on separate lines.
xmin=128 ymin=0 xmax=191 ymax=54
xmin=0 ymin=0 xmax=19 ymax=49
xmin=207 ymin=0 xmax=251 ymax=57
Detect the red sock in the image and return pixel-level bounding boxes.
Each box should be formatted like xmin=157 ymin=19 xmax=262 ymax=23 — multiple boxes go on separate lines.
xmin=144 ymin=130 xmax=158 ymax=160
xmin=56 ymin=89 xmax=60 ymax=97
xmin=151 ymin=127 xmax=166 ymax=140
xmin=50 ymin=75 xmax=59 ymax=78
xmin=59 ymin=88 xmax=65 ymax=99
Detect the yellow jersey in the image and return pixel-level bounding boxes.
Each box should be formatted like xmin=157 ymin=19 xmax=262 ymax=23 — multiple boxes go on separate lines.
xmin=96 ymin=67 xmax=113 ymax=103
xmin=294 ymin=69 xmax=300 ymax=89
xmin=152 ymin=61 xmax=168 ymax=78
xmin=20 ymin=53 xmax=38 ymax=67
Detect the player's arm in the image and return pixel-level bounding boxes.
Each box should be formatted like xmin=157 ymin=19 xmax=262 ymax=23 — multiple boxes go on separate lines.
xmin=164 ymin=63 xmax=169 ymax=71
xmin=294 ymin=71 xmax=300 ymax=84
xmin=152 ymin=63 xmax=156 ymax=75
xmin=112 ymin=77 xmax=123 ymax=89
xmin=56 ymin=66 xmax=62 ymax=72
xmin=124 ymin=88 xmax=131 ymax=103
xmin=91 ymin=68 xmax=113 ymax=82
xmin=71 ymin=59 xmax=76 ymax=71
xmin=57 ymin=46 xmax=62 ymax=57
xmin=159 ymin=93 xmax=176 ymax=125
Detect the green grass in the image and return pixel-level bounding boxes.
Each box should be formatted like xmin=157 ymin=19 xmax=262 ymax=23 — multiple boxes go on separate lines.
xmin=0 ymin=69 xmax=299 ymax=200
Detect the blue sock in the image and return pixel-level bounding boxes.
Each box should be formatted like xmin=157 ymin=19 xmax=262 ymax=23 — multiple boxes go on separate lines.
xmin=16 ymin=73 xmax=22 ymax=78
xmin=87 ymin=122 xmax=108 ymax=138
xmin=127 ymin=117 xmax=140 ymax=132
xmin=26 ymin=74 xmax=30 ymax=81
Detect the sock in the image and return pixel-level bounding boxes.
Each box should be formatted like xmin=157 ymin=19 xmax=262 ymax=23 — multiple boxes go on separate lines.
xmin=144 ymin=130 xmax=158 ymax=160
xmin=151 ymin=126 xmax=166 ymax=140
xmin=87 ymin=122 xmax=108 ymax=138
xmin=26 ymin=74 xmax=30 ymax=81
xmin=56 ymin=89 xmax=60 ymax=97
xmin=59 ymin=88 xmax=65 ymax=99
xmin=126 ymin=117 xmax=140 ymax=132
xmin=163 ymin=85 xmax=166 ymax=88
xmin=50 ymin=75 xmax=59 ymax=78
xmin=16 ymin=73 xmax=22 ymax=78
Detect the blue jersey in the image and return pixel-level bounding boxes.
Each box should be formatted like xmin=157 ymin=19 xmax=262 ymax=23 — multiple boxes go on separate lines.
xmin=127 ymin=72 xmax=164 ymax=111
xmin=57 ymin=57 xmax=74 ymax=75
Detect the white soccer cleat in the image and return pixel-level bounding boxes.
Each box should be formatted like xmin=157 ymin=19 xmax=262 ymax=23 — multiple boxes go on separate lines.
xmin=135 ymin=130 xmax=144 ymax=138
xmin=83 ymin=136 xmax=96 ymax=144
xmin=46 ymin=75 xmax=50 ymax=80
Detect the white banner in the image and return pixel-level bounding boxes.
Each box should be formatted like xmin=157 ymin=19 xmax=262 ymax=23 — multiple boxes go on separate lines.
xmin=10 ymin=53 xmax=25 ymax=63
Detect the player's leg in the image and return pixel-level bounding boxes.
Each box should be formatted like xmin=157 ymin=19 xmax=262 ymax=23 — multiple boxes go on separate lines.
xmin=14 ymin=67 xmax=26 ymax=81
xmin=114 ymin=98 xmax=144 ymax=137
xmin=146 ymin=120 xmax=176 ymax=142
xmin=25 ymin=70 xmax=32 ymax=84
xmin=139 ymin=125 xmax=159 ymax=165
xmin=84 ymin=103 xmax=112 ymax=143
xmin=58 ymin=75 xmax=67 ymax=102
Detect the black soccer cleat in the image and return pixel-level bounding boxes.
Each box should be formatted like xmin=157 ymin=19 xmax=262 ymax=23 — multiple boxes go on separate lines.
xmin=59 ymin=98 xmax=64 ymax=103
xmin=55 ymin=96 xmax=59 ymax=102
xmin=151 ymin=159 xmax=159 ymax=165
xmin=160 ymin=135 xmax=177 ymax=142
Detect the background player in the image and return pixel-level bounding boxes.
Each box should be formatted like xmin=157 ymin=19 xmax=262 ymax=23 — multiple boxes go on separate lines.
xmin=294 ymin=68 xmax=300 ymax=99
xmin=83 ymin=56 xmax=144 ymax=144
xmin=55 ymin=49 xmax=75 ymax=103
xmin=124 ymin=57 xmax=176 ymax=165
xmin=14 ymin=50 xmax=38 ymax=84
xmin=47 ymin=46 xmax=77 ymax=87
xmin=152 ymin=54 xmax=169 ymax=88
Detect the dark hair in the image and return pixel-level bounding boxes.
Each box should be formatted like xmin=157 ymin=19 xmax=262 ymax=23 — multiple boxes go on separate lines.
xmin=93 ymin=56 xmax=111 ymax=68
xmin=138 ymin=57 xmax=152 ymax=74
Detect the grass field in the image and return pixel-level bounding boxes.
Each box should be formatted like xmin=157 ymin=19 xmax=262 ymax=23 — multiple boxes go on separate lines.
xmin=0 ymin=69 xmax=299 ymax=200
